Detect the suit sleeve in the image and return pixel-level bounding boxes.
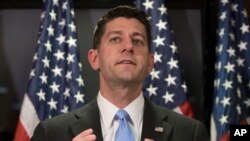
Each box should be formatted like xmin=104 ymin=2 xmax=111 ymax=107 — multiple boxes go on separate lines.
xmin=31 ymin=122 xmax=48 ymax=141
xmin=194 ymin=121 xmax=210 ymax=141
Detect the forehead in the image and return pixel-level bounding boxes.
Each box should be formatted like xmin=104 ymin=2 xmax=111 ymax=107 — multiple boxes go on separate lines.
xmin=104 ymin=17 xmax=147 ymax=36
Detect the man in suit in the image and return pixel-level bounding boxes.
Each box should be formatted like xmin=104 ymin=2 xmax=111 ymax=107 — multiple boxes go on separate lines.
xmin=31 ymin=5 xmax=210 ymax=141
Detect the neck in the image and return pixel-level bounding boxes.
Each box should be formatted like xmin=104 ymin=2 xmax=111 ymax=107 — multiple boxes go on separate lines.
xmin=99 ymin=81 xmax=142 ymax=109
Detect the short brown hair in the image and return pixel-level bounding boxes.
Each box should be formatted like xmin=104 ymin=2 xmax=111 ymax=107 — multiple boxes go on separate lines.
xmin=93 ymin=5 xmax=151 ymax=51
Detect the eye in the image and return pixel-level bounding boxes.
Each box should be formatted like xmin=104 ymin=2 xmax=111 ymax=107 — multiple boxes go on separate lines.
xmin=110 ymin=37 xmax=121 ymax=43
xmin=132 ymin=38 xmax=144 ymax=46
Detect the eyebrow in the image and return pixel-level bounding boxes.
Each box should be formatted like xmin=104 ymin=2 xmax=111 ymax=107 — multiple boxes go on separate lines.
xmin=106 ymin=30 xmax=146 ymax=39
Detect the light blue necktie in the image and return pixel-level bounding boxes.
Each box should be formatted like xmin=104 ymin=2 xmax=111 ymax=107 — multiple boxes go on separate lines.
xmin=115 ymin=109 xmax=135 ymax=141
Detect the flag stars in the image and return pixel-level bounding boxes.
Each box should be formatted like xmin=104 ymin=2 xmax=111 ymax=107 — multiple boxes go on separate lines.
xmin=78 ymin=63 xmax=83 ymax=71
xmin=226 ymin=47 xmax=235 ymax=57
xmin=162 ymin=92 xmax=174 ymax=104
xmin=219 ymin=114 xmax=228 ymax=125
xmin=52 ymin=65 xmax=63 ymax=77
xmin=219 ymin=11 xmax=227 ymax=21
xmin=29 ymin=69 xmax=35 ymax=79
xmin=142 ymin=0 xmax=154 ymax=11
xmin=47 ymin=98 xmax=58 ymax=110
xmin=153 ymin=35 xmax=165 ymax=47
xmin=47 ymin=24 xmax=55 ymax=36
xmin=236 ymin=105 xmax=241 ymax=115
xmin=220 ymin=96 xmax=230 ymax=107
xmin=181 ymin=83 xmax=188 ymax=93
xmin=49 ymin=9 xmax=57 ymax=21
xmin=156 ymin=19 xmax=167 ymax=32
xmin=215 ymin=62 xmax=222 ymax=71
xmin=167 ymin=58 xmax=178 ymax=69
xmin=54 ymin=50 xmax=65 ymax=61
xmin=66 ymin=71 xmax=72 ymax=80
xmin=49 ymin=81 xmax=60 ymax=94
xmin=237 ymin=73 xmax=242 ymax=83
xmin=61 ymin=105 xmax=69 ymax=114
xmin=247 ymin=81 xmax=250 ymax=89
xmin=154 ymin=52 xmax=162 ymax=63
xmin=62 ymin=1 xmax=68 ymax=10
xmin=56 ymin=34 xmax=66 ymax=45
xmin=215 ymin=96 xmax=219 ymax=106
xmin=222 ymin=80 xmax=233 ymax=90
xmin=146 ymin=84 xmax=158 ymax=96
xmin=231 ymin=19 xmax=236 ymax=27
xmin=240 ymin=23 xmax=249 ymax=34
xmin=59 ymin=19 xmax=66 ymax=28
xmin=229 ymin=33 xmax=235 ymax=41
xmin=42 ymin=56 xmax=50 ymax=68
xmin=21 ymin=0 xmax=86 ymax=121
xmin=63 ymin=88 xmax=70 ymax=99
xmin=244 ymin=98 xmax=250 ymax=108
xmin=36 ymin=89 xmax=46 ymax=101
xmin=71 ymin=10 xmax=75 ymax=17
xmin=158 ymin=4 xmax=167 ymax=15
xmin=219 ymin=28 xmax=225 ymax=38
xmin=165 ymin=74 xmax=177 ymax=86
xmin=68 ymin=22 xmax=76 ymax=32
xmin=74 ymin=91 xmax=84 ymax=103
xmin=231 ymin=4 xmax=238 ymax=12
xmin=221 ymin=0 xmax=229 ymax=6
xmin=224 ymin=62 xmax=235 ymax=73
xmin=236 ymin=57 xmax=244 ymax=67
xmin=237 ymin=88 xmax=241 ymax=98
xmin=214 ymin=79 xmax=220 ymax=88
xmin=216 ymin=45 xmax=223 ymax=54
xmin=237 ymin=41 xmax=247 ymax=51
xmin=67 ymin=36 xmax=77 ymax=47
xmin=33 ymin=53 xmax=38 ymax=62
xmin=150 ymin=68 xmax=160 ymax=80
xmin=170 ymin=43 xmax=177 ymax=53
xmin=44 ymin=41 xmax=52 ymax=52
xmin=52 ymin=0 xmax=59 ymax=6
xmin=67 ymin=54 xmax=75 ymax=64
xmin=40 ymin=72 xmax=48 ymax=84
xmin=76 ymin=76 xmax=84 ymax=86
xmin=242 ymin=10 xmax=248 ymax=18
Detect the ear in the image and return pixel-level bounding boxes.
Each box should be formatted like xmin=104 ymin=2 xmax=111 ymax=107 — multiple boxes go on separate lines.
xmin=88 ymin=49 xmax=100 ymax=71
xmin=147 ymin=53 xmax=154 ymax=73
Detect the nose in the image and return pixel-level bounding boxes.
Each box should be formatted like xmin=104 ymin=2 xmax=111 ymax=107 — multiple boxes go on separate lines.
xmin=121 ymin=37 xmax=133 ymax=53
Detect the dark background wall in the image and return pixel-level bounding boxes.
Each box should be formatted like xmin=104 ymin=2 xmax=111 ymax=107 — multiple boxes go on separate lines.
xmin=0 ymin=0 xmax=213 ymax=140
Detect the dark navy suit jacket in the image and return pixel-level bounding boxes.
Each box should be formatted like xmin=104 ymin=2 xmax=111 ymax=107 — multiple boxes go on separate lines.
xmin=31 ymin=98 xmax=210 ymax=141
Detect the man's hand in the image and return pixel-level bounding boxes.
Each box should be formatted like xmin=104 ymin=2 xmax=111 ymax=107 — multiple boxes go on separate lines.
xmin=72 ymin=128 xmax=96 ymax=141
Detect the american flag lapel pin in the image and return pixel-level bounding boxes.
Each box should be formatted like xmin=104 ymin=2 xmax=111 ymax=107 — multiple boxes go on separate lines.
xmin=155 ymin=126 xmax=164 ymax=133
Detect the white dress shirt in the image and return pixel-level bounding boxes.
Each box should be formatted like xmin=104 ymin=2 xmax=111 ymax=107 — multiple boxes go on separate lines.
xmin=97 ymin=92 xmax=145 ymax=141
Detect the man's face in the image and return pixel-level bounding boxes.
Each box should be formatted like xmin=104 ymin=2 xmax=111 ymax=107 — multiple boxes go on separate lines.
xmin=89 ymin=17 xmax=154 ymax=85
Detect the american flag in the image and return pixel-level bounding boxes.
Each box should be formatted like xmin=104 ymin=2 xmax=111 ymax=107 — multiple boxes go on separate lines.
xmin=13 ymin=0 xmax=85 ymax=141
xmin=135 ymin=0 xmax=193 ymax=117
xmin=211 ymin=0 xmax=250 ymax=141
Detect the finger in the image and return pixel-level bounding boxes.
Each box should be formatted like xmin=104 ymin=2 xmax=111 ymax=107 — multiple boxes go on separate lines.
xmin=72 ymin=128 xmax=96 ymax=141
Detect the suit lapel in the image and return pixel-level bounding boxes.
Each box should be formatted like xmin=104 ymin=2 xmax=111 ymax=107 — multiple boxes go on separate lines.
xmin=141 ymin=99 xmax=173 ymax=141
xmin=69 ymin=100 xmax=103 ymax=141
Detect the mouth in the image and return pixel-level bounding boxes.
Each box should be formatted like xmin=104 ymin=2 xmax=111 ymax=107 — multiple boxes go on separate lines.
xmin=117 ymin=60 xmax=136 ymax=65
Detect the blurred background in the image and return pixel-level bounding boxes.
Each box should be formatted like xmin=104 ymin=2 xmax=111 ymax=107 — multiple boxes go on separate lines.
xmin=1 ymin=0 xmax=250 ymax=140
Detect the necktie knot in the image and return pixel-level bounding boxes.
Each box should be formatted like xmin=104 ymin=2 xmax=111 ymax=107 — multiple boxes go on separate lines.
xmin=115 ymin=109 xmax=129 ymax=121
xmin=115 ymin=109 xmax=135 ymax=141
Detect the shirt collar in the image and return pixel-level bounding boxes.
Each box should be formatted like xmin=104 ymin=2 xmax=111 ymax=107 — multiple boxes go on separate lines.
xmin=97 ymin=92 xmax=145 ymax=129
xmin=124 ymin=93 xmax=144 ymax=127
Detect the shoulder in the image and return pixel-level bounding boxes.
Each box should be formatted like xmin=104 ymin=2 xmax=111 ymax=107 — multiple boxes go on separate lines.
xmin=41 ymin=99 xmax=98 ymax=127
xmin=145 ymin=100 xmax=209 ymax=140
xmin=145 ymin=99 xmax=205 ymax=128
